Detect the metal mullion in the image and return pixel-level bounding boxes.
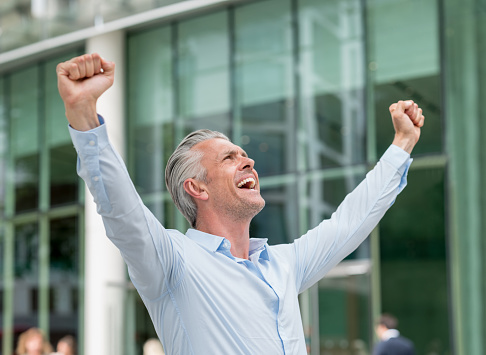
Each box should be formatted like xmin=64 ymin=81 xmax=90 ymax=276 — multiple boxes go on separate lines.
xmin=362 ymin=0 xmax=383 ymax=346
xmin=2 ymin=222 xmax=14 ymax=355
xmin=77 ymin=206 xmax=85 ymax=355
xmin=228 ymin=5 xmax=238 ymax=143
xmin=38 ymin=61 xmax=50 ymax=336
xmin=38 ymin=216 xmax=50 ymax=334
xmin=47 ymin=204 xmax=83 ymax=219
xmin=10 ymin=211 xmax=39 ymax=224
xmin=172 ymin=22 xmax=187 ymax=231
xmin=2 ymin=75 xmax=14 ymax=355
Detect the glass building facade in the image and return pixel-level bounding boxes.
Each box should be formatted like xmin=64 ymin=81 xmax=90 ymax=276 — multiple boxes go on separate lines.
xmin=0 ymin=51 xmax=84 ymax=353
xmin=1 ymin=0 xmax=485 ymax=354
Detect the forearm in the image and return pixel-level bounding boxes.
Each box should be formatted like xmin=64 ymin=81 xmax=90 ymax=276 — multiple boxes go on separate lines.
xmin=295 ymin=145 xmax=411 ymax=292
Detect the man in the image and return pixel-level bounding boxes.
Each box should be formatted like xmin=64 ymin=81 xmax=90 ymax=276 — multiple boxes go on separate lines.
xmin=56 ymin=53 xmax=424 ymax=355
xmin=374 ymin=314 xmax=415 ymax=355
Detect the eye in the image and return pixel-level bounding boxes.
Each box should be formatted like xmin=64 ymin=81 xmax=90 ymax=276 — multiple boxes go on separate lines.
xmin=223 ymin=155 xmax=232 ymax=160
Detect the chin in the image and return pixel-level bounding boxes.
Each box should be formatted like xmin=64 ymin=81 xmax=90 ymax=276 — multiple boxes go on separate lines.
xmin=251 ymin=198 xmax=266 ymax=216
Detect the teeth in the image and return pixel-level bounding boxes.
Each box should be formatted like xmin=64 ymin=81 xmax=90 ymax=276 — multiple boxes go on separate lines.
xmin=237 ymin=177 xmax=256 ymax=189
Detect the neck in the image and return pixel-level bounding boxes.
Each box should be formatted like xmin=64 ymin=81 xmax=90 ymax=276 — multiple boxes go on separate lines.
xmin=196 ymin=214 xmax=252 ymax=260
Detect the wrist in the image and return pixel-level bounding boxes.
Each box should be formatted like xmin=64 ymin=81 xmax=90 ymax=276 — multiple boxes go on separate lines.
xmin=392 ymin=134 xmax=416 ymax=154
xmin=65 ymin=102 xmax=100 ymax=131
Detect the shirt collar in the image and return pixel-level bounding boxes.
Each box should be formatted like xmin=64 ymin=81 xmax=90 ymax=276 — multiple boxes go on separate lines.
xmin=249 ymin=238 xmax=269 ymax=261
xmin=186 ymin=229 xmax=225 ymax=252
xmin=185 ymin=229 xmax=269 ymax=261
xmin=383 ymin=329 xmax=400 ymax=341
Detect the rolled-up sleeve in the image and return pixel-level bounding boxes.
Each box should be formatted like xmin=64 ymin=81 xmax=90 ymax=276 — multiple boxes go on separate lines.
xmin=294 ymin=144 xmax=412 ymax=293
xmin=69 ymin=118 xmax=183 ymax=300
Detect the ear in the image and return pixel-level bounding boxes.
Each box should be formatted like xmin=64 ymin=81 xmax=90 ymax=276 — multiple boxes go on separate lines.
xmin=183 ymin=178 xmax=209 ymax=201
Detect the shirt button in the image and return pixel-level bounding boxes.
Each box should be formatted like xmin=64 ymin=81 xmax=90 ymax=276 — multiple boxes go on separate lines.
xmin=89 ymin=140 xmax=96 ymax=146
xmin=223 ymin=241 xmax=230 ymax=248
xmin=92 ymin=176 xmax=100 ymax=182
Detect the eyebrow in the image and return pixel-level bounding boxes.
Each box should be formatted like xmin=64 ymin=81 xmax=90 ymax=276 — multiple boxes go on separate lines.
xmin=220 ymin=148 xmax=248 ymax=159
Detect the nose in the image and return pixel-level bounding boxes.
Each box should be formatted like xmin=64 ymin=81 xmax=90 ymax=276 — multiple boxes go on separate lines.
xmin=239 ymin=156 xmax=255 ymax=171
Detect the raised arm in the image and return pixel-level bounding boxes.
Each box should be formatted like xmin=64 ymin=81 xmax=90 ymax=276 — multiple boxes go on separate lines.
xmin=56 ymin=53 xmax=115 ymax=130
xmin=294 ymin=100 xmax=424 ymax=292
xmin=57 ymin=54 xmax=182 ymax=301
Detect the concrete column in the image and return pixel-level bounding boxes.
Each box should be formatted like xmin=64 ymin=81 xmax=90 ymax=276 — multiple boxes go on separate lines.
xmin=84 ymin=30 xmax=126 ymax=355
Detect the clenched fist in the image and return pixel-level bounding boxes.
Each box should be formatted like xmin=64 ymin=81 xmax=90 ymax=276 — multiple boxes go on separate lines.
xmin=389 ymin=100 xmax=425 ymax=154
xmin=57 ymin=53 xmax=115 ymax=131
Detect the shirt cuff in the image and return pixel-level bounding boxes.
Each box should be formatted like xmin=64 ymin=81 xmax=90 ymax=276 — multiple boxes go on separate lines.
xmin=68 ymin=115 xmax=110 ymax=155
xmin=381 ymin=144 xmax=413 ymax=194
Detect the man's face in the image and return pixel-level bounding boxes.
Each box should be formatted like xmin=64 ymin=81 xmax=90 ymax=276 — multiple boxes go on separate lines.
xmin=194 ymin=138 xmax=265 ymax=222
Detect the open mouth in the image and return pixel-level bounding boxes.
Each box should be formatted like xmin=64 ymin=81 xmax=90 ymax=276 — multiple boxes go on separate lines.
xmin=237 ymin=177 xmax=256 ymax=189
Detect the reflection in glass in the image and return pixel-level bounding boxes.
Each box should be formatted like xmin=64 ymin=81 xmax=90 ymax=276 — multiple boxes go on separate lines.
xmin=367 ymin=0 xmax=442 ymax=156
xmin=14 ymin=223 xmax=39 ymax=329
xmin=299 ymin=0 xmax=366 ymax=170
xmin=128 ymin=27 xmax=174 ymax=195
xmin=49 ymin=217 xmax=79 ymax=342
xmin=235 ymin=0 xmax=295 ymax=177
xmin=318 ymin=271 xmax=371 ymax=353
xmin=379 ymin=168 xmax=449 ymax=353
xmin=178 ymin=11 xmax=230 ymax=135
xmin=49 ymin=146 xmax=78 ymax=206
xmin=14 ymin=156 xmax=39 ymax=212
xmin=45 ymin=55 xmax=80 ymax=206
xmin=11 ymin=67 xmax=39 ymax=213
xmin=374 ymin=76 xmax=442 ymax=156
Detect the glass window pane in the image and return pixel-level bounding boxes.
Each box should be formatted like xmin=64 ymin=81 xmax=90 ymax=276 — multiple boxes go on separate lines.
xmin=368 ymin=0 xmax=442 ymax=156
xmin=379 ymin=167 xmax=450 ymax=353
xmin=251 ymin=182 xmax=298 ymax=244
xmin=45 ymin=55 xmax=80 ymax=207
xmin=304 ymin=172 xmax=368 ymax=260
xmin=178 ymin=11 xmax=230 ymax=135
xmin=128 ymin=27 xmax=174 ymax=194
xmin=14 ymin=223 xmax=39 ymax=330
xmin=49 ymin=216 xmax=79 ymax=343
xmin=374 ymin=76 xmax=442 ymax=156
xmin=11 ymin=67 xmax=39 ymax=212
xmin=49 ymin=145 xmax=78 ymax=206
xmin=235 ymin=0 xmax=295 ymax=177
xmin=318 ymin=272 xmax=371 ymax=353
xmin=14 ymin=155 xmax=39 ymax=212
xmin=45 ymin=53 xmax=78 ymax=147
xmin=298 ymin=0 xmax=366 ymax=169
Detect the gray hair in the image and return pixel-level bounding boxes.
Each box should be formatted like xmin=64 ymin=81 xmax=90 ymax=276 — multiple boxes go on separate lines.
xmin=165 ymin=129 xmax=230 ymax=228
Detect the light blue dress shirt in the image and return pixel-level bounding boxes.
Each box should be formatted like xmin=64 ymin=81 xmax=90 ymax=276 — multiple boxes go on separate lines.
xmin=69 ymin=119 xmax=412 ymax=355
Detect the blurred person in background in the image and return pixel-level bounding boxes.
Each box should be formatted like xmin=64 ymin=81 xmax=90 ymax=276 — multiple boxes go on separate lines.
xmin=16 ymin=328 xmax=53 ymax=355
xmin=374 ymin=313 xmax=415 ymax=355
xmin=53 ymin=335 xmax=76 ymax=355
